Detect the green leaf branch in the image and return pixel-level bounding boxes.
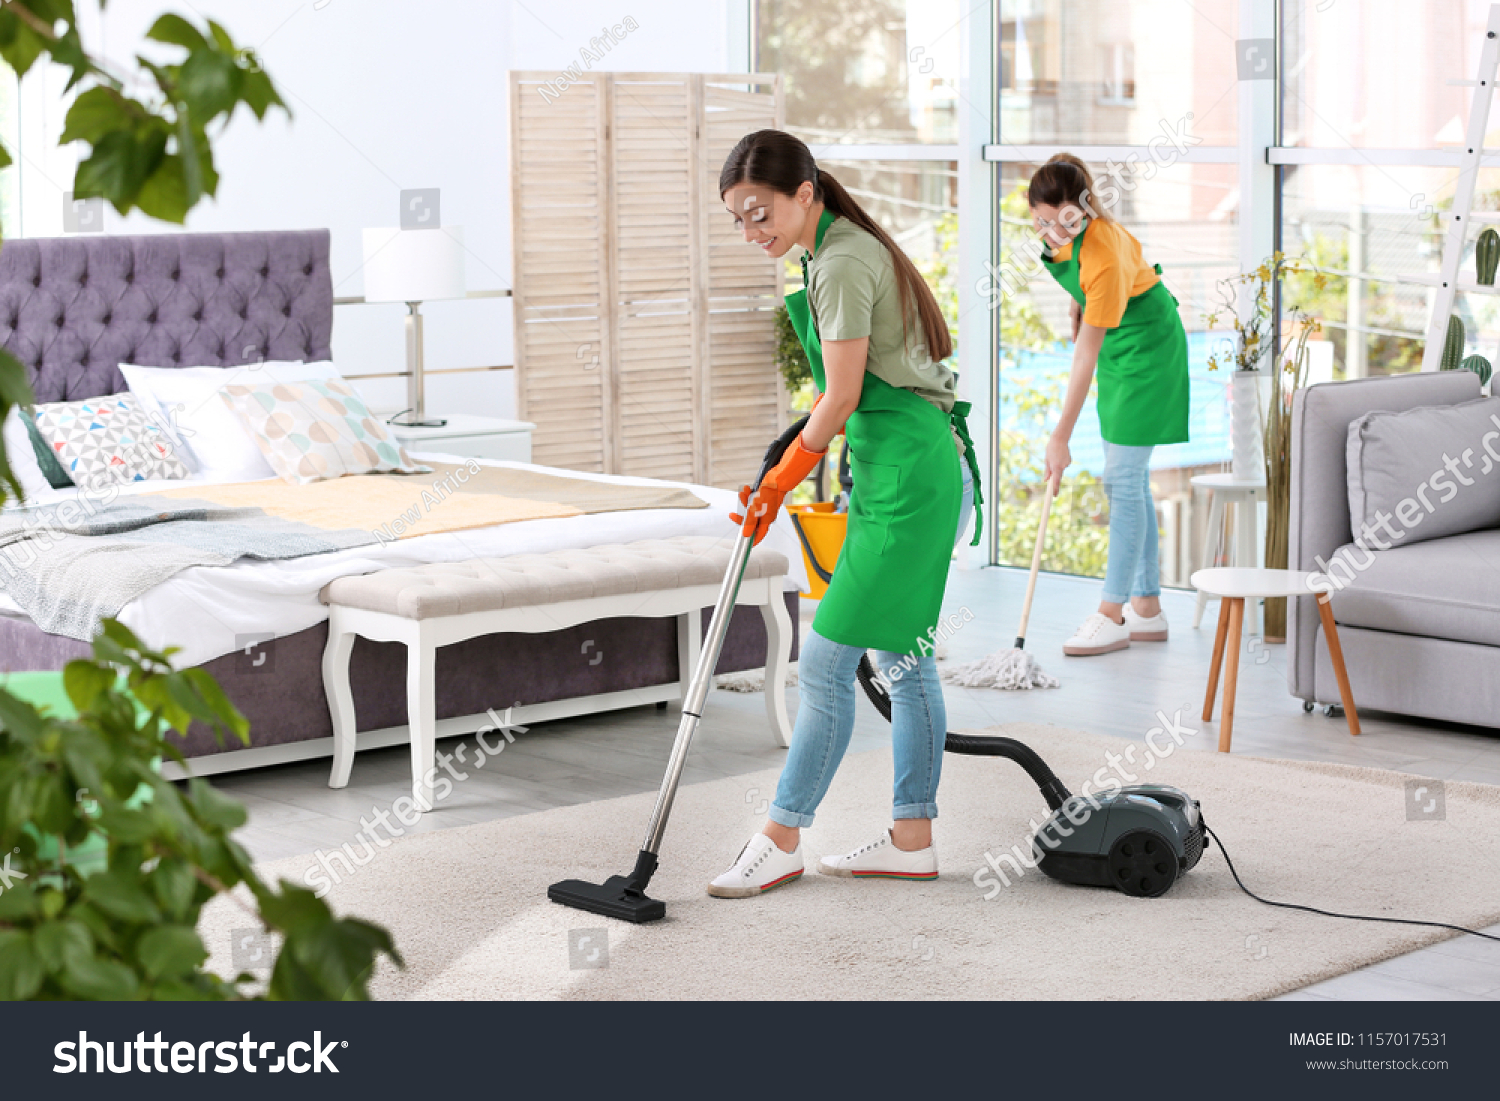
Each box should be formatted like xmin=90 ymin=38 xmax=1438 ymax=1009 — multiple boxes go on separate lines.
xmin=0 ymin=3 xmax=289 ymax=510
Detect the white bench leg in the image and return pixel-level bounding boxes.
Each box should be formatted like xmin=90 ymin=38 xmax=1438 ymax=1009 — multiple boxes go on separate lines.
xmin=760 ymin=591 xmax=793 ymax=748
xmin=324 ymin=610 xmax=358 ymax=789
xmin=406 ymin=623 xmax=437 ymax=812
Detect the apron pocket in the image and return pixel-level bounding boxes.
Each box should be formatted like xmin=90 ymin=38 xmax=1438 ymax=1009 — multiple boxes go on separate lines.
xmin=847 ymin=455 xmax=900 ymax=557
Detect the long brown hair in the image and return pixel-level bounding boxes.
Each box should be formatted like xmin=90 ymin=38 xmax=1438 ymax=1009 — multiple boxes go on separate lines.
xmin=1027 ymin=153 xmax=1110 ymax=221
xmin=720 ymin=129 xmax=952 ymax=362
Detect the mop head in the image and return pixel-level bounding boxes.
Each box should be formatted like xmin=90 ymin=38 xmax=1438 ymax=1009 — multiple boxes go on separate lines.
xmin=940 ymin=647 xmax=1059 ymax=690
xmin=714 ymin=668 xmax=800 ymax=693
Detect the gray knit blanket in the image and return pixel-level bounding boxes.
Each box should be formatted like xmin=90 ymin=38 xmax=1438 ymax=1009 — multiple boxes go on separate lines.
xmin=0 ymin=494 xmax=377 ymax=640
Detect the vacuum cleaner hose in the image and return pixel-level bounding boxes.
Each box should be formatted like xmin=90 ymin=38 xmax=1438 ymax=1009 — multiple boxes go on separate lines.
xmin=942 ymin=732 xmax=1073 ymax=812
xmin=856 ymin=654 xmax=1072 ymax=812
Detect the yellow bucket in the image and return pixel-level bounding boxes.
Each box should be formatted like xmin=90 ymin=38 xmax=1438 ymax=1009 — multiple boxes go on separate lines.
xmin=787 ymin=502 xmax=846 ymax=600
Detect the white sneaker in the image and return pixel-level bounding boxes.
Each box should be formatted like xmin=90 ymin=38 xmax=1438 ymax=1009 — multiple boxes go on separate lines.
xmin=1123 ymin=604 xmax=1169 ymax=641
xmin=1063 ymin=612 xmax=1131 ymax=656
xmin=818 ymin=829 xmax=938 ymax=880
xmin=707 ymin=834 xmax=804 ymax=898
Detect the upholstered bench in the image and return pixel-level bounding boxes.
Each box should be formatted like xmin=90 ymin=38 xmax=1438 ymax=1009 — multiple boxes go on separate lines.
xmin=319 ymin=536 xmax=793 ymax=810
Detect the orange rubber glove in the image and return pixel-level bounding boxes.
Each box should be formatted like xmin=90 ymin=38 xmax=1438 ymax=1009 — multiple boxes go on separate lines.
xmin=729 ymin=431 xmax=827 ymax=545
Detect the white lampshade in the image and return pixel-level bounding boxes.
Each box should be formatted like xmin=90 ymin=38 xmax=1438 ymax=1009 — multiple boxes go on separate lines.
xmin=361 ymin=225 xmax=466 ymax=303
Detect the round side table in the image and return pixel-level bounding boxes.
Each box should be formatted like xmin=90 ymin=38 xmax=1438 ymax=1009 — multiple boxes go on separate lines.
xmin=1191 ymin=567 xmax=1360 ymax=753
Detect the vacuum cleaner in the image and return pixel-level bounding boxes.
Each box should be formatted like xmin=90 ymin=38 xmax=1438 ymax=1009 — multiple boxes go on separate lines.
xmin=859 ymin=666 xmax=1205 ymax=898
xmin=548 ymin=416 xmax=814 ymax=923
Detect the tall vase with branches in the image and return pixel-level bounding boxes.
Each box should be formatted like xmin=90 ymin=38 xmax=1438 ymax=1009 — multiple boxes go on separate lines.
xmin=1205 ymin=254 xmax=1325 ymax=639
xmin=1262 ymin=313 xmax=1319 ymax=638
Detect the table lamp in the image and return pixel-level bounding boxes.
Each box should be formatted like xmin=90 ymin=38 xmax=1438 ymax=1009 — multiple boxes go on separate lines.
xmin=361 ymin=225 xmax=466 ymax=426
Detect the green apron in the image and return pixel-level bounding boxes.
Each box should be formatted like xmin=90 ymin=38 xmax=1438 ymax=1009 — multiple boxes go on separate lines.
xmin=784 ymin=211 xmax=970 ymax=655
xmin=1041 ymin=219 xmax=1190 ymax=446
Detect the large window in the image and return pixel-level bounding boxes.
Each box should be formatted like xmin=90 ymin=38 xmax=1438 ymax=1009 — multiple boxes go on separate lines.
xmin=1281 ymin=0 xmax=1479 ymax=150
xmin=1001 ymin=0 xmax=1239 ymax=146
xmin=756 ymin=0 xmax=962 ymax=145
xmin=1279 ymin=0 xmax=1500 ymax=383
xmin=1279 ymin=165 xmax=1464 ymax=380
xmin=760 ymin=0 xmax=1474 ymax=583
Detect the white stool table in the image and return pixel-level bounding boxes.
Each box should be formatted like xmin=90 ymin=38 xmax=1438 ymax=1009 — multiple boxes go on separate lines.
xmin=1190 ymin=473 xmax=1266 ymax=633
xmin=1191 ymin=567 xmax=1360 ymax=753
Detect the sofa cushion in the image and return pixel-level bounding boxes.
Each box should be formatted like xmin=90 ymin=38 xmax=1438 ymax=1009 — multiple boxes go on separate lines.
xmin=321 ymin=536 xmax=790 ymax=620
xmin=1325 ymin=529 xmax=1500 ymax=647
xmin=1345 ymin=395 xmax=1500 ymax=549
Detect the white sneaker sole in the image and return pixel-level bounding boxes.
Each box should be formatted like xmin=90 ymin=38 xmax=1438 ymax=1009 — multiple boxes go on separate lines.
xmin=1128 ymin=628 xmax=1168 ymax=641
xmin=1063 ymin=638 xmax=1130 ymax=656
xmin=706 ymin=868 xmax=803 ymax=899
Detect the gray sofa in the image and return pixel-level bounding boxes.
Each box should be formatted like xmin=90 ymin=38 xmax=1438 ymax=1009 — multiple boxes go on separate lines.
xmin=1289 ymin=370 xmax=1500 ymax=729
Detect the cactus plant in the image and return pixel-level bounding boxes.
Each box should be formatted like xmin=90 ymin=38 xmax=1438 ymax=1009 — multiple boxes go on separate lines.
xmin=1478 ymin=228 xmax=1500 ymax=285
xmin=1460 ymin=354 xmax=1493 ymax=386
xmin=1440 ymin=314 xmax=1466 ymax=372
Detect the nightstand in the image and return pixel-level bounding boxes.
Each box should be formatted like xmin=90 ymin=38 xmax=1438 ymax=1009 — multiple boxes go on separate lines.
xmin=384 ymin=413 xmax=535 ymax=463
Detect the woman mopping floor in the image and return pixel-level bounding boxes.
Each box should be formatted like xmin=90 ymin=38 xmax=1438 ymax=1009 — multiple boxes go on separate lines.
xmin=1030 ymin=154 xmax=1190 ymax=657
xmin=710 ymin=130 xmax=979 ymax=898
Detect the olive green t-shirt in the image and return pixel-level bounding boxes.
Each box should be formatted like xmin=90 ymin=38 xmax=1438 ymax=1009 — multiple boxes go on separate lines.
xmin=806 ymin=216 xmax=956 ymax=414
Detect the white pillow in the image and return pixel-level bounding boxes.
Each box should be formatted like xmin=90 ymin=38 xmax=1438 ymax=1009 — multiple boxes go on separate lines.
xmin=121 ymin=361 xmax=345 ymax=480
xmin=1 ymin=406 xmax=54 ymax=504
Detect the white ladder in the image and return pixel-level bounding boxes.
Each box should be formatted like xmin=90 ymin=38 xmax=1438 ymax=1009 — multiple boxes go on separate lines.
xmin=1402 ymin=3 xmax=1500 ymax=371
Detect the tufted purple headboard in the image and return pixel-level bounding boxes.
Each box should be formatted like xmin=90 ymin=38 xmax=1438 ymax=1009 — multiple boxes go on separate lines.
xmin=0 ymin=229 xmax=333 ymax=403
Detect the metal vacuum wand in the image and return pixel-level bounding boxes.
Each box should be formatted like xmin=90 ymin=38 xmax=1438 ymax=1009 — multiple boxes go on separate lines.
xmin=548 ymin=414 xmax=810 ymax=923
xmin=641 ymin=530 xmax=756 ymax=854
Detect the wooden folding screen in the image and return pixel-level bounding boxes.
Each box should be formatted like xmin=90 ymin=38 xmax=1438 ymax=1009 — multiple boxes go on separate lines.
xmin=510 ymin=72 xmax=785 ymax=486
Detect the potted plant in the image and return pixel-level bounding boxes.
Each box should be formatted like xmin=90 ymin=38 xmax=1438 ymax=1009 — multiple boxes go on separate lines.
xmin=1206 ymin=254 xmax=1309 ymax=477
xmin=1206 ymin=254 xmax=1325 ymax=638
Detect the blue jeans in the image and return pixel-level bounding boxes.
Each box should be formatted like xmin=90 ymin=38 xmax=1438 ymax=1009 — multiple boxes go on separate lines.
xmin=768 ymin=456 xmax=973 ymax=827
xmin=1101 ymin=441 xmax=1161 ymax=605
xmin=769 ymin=629 xmax=947 ymax=827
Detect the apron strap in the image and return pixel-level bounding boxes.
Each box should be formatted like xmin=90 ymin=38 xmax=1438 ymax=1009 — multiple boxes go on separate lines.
xmin=950 ymin=401 xmax=984 ymax=547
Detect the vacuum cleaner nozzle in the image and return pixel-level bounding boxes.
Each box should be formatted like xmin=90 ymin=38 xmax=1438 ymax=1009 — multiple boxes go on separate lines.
xmin=548 ymin=849 xmax=666 ymax=924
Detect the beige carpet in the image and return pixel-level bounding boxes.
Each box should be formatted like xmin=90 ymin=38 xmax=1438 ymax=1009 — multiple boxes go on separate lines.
xmin=201 ymin=723 xmax=1500 ymax=1000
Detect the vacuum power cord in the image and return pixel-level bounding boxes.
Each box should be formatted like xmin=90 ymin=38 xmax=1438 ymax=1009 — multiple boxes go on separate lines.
xmin=1205 ymin=824 xmax=1500 ymax=943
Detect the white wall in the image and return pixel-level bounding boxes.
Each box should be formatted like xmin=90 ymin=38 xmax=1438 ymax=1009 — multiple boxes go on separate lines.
xmin=15 ymin=1 xmax=747 ymax=417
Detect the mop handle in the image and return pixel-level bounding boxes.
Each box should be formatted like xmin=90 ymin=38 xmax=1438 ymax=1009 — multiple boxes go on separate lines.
xmin=1014 ymin=473 xmax=1058 ymax=647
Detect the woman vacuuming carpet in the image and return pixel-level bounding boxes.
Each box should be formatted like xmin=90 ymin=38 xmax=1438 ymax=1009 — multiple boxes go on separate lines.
xmin=1030 ymin=154 xmax=1190 ymax=657
xmin=709 ymin=130 xmax=979 ymax=898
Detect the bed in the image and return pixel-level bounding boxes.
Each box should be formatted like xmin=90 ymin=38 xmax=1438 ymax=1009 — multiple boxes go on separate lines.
xmin=0 ymin=229 xmax=803 ymax=776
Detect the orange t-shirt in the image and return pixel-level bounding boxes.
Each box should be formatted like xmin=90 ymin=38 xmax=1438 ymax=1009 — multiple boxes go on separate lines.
xmin=1049 ymin=218 xmax=1159 ymax=329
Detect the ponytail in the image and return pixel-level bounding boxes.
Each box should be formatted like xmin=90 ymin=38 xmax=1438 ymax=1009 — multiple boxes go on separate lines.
xmin=1027 ymin=153 xmax=1110 ymax=221
xmin=720 ymin=129 xmax=953 ymax=362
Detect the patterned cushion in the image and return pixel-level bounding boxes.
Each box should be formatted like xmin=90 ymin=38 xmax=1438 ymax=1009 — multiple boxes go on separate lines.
xmin=218 ymin=377 xmax=428 ymax=484
xmin=30 ymin=393 xmax=191 ymax=489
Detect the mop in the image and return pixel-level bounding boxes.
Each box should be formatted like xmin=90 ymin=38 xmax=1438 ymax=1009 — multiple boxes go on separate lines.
xmin=941 ymin=475 xmax=1060 ymax=690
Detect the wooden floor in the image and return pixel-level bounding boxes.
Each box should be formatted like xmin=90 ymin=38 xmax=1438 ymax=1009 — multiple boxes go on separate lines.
xmin=213 ymin=566 xmax=1500 ymax=1001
